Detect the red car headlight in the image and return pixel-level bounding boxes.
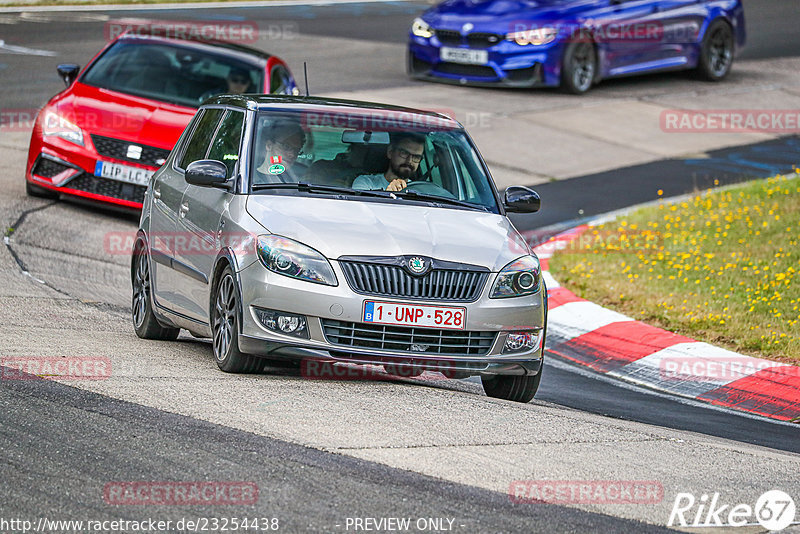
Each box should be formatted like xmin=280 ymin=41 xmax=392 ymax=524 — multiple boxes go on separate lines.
xmin=42 ymin=110 xmax=85 ymax=147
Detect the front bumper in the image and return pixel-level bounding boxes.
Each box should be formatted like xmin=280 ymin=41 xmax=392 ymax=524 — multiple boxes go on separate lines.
xmin=235 ymin=258 xmax=546 ymax=377
xmin=407 ymin=37 xmax=563 ymax=88
xmin=26 ymin=133 xmax=159 ymax=209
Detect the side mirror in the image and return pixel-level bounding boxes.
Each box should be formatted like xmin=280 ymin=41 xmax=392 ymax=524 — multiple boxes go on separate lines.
xmin=185 ymin=160 xmax=231 ymax=188
xmin=504 ymin=186 xmax=541 ymax=213
xmin=57 ymin=64 xmax=80 ymax=87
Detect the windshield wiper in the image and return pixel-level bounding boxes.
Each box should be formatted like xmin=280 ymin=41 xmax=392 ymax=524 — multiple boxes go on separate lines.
xmin=392 ymin=190 xmax=491 ymax=212
xmin=251 ymin=182 xmax=393 ymax=198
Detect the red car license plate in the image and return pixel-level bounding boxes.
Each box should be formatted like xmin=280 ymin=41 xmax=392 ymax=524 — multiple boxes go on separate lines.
xmin=363 ymin=301 xmax=466 ymax=330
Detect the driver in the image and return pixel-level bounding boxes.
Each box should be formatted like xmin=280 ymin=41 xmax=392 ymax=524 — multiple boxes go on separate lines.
xmin=352 ymin=133 xmax=425 ymax=192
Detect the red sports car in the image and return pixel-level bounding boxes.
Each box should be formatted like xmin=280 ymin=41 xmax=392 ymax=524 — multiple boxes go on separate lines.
xmin=26 ymin=33 xmax=298 ymax=210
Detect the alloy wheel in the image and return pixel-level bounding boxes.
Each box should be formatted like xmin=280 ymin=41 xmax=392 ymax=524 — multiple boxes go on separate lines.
xmin=213 ymin=274 xmax=236 ymax=361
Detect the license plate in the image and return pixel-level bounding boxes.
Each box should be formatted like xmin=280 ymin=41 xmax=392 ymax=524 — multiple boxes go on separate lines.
xmin=440 ymin=47 xmax=489 ymax=65
xmin=94 ymin=161 xmax=154 ymax=186
xmin=363 ymin=301 xmax=466 ymax=330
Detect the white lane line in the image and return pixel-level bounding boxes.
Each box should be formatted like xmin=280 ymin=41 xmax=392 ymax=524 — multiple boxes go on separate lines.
xmin=0 ymin=0 xmax=408 ymax=14
xmin=541 ymin=270 xmax=560 ymax=289
xmin=0 ymin=12 xmax=109 ymax=22
xmin=548 ymin=300 xmax=631 ymax=340
xmin=0 ymin=39 xmax=57 ymax=56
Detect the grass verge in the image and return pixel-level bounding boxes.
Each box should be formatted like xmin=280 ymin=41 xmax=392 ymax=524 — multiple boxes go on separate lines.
xmin=549 ymin=172 xmax=800 ymax=364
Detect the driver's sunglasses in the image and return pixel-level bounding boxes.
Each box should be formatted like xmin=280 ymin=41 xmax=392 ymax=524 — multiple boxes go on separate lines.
xmin=396 ymin=147 xmax=423 ymax=163
xmin=230 ymin=76 xmax=249 ymax=84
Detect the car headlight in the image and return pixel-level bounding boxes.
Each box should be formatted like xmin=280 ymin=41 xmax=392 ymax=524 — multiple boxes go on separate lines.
xmin=411 ymin=17 xmax=433 ymax=38
xmin=490 ymin=255 xmax=541 ymax=298
xmin=42 ymin=110 xmax=84 ymax=147
xmin=506 ymin=26 xmax=558 ymax=46
xmin=256 ymin=235 xmax=337 ymax=286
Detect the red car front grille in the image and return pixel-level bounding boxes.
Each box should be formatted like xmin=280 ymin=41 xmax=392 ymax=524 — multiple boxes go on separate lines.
xmin=90 ymin=135 xmax=170 ymax=168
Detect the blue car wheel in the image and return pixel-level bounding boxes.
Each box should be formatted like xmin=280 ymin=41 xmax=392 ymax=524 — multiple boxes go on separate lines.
xmin=698 ymin=19 xmax=735 ymax=81
xmin=561 ymin=41 xmax=596 ymax=94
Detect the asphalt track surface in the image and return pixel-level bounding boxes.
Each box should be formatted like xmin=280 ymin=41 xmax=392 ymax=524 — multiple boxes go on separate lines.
xmin=1 ymin=1 xmax=800 ymax=530
xmin=2 ymin=370 xmax=671 ymax=533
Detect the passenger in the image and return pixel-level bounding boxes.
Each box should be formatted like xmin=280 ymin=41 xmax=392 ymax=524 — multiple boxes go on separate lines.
xmin=253 ymin=120 xmax=306 ymax=184
xmin=352 ymin=133 xmax=425 ymax=192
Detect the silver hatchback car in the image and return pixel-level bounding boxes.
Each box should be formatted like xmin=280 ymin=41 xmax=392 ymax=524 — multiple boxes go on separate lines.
xmin=132 ymin=95 xmax=546 ymax=402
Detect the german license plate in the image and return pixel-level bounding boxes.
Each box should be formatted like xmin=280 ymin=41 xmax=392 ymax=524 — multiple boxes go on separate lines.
xmin=363 ymin=301 xmax=466 ymax=330
xmin=94 ymin=161 xmax=153 ymax=186
xmin=440 ymin=47 xmax=489 ymax=65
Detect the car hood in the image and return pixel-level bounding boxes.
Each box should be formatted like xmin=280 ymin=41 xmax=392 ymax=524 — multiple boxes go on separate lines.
xmin=424 ymin=0 xmax=607 ymax=29
xmin=245 ymin=196 xmax=532 ymax=271
xmin=53 ymin=83 xmax=196 ymax=150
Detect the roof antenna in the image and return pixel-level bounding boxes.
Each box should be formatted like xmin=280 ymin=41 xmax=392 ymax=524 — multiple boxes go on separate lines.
xmin=303 ymin=61 xmax=310 ymax=97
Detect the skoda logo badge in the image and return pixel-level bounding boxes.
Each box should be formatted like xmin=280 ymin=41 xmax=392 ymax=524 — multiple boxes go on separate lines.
xmin=462 ymin=22 xmax=474 ymax=33
xmin=408 ymin=257 xmax=427 ymax=274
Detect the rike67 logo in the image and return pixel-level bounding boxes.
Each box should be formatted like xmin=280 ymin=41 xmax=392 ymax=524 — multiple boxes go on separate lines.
xmin=668 ymin=490 xmax=796 ymax=530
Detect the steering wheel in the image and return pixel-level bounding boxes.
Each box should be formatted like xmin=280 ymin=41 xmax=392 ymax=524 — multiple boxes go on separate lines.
xmin=404 ymin=180 xmax=457 ymax=199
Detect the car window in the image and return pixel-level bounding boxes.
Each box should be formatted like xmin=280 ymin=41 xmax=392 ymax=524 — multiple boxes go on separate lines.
xmin=81 ymin=41 xmax=265 ymax=108
xmin=179 ymin=108 xmax=225 ymax=169
xmin=207 ymin=110 xmax=245 ymax=178
xmin=269 ymin=65 xmax=294 ymax=95
xmin=250 ymin=110 xmax=499 ymax=212
xmin=172 ymin=110 xmax=206 ymax=168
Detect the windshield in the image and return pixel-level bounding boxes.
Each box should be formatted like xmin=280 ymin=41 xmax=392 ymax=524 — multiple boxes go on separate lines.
xmin=250 ymin=110 xmax=499 ymax=212
xmin=81 ymin=40 xmax=264 ymax=108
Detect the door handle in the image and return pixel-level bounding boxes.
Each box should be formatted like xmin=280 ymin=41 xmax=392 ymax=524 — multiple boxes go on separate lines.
xmin=153 ymin=186 xmax=161 ymax=199
xmin=179 ymin=202 xmax=189 ymax=218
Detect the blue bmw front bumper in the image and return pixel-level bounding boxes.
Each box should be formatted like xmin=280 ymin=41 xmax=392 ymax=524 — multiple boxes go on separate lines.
xmin=408 ymin=35 xmax=564 ymax=88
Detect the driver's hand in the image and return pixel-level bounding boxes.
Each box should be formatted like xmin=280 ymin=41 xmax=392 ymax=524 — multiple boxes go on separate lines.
xmin=386 ymin=179 xmax=407 ymax=192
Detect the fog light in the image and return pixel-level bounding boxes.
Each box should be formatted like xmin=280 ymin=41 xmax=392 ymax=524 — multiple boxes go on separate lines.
xmin=503 ymin=331 xmax=542 ymax=354
xmin=254 ymin=308 xmax=309 ymax=339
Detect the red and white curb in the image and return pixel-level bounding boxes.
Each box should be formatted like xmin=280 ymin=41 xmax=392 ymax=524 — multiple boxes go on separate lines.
xmin=527 ymin=225 xmax=800 ymax=423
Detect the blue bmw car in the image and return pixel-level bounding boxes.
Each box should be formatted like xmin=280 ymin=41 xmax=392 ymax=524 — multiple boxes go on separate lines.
xmin=407 ymin=0 xmax=745 ymax=93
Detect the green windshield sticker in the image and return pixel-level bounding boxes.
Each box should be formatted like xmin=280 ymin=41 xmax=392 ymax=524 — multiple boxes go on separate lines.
xmin=267 ymin=163 xmax=286 ymax=175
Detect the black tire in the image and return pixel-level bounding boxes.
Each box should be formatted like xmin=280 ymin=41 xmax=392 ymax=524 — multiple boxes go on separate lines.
xmin=561 ymin=41 xmax=596 ymax=94
xmin=26 ymin=180 xmax=59 ymax=199
xmin=131 ymin=240 xmax=180 ymax=341
xmin=211 ymin=266 xmax=262 ymax=373
xmin=481 ymin=370 xmax=542 ymax=403
xmin=696 ymin=20 xmax=734 ymax=81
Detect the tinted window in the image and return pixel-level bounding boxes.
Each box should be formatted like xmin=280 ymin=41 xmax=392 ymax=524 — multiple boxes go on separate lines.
xmin=180 ymin=108 xmax=224 ymax=169
xmin=81 ymin=41 xmax=264 ymax=107
xmin=207 ymin=110 xmax=245 ymax=178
